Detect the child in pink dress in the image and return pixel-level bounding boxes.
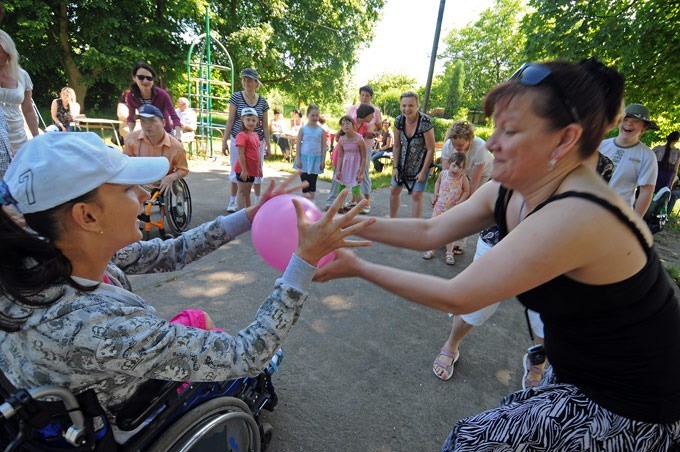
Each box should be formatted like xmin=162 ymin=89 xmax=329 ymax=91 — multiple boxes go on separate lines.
xmin=423 ymin=152 xmax=470 ymax=264
xmin=334 ymin=115 xmax=366 ymax=210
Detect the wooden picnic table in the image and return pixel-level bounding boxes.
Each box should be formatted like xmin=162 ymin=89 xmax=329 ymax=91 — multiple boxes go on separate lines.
xmin=75 ymin=117 xmax=123 ymax=148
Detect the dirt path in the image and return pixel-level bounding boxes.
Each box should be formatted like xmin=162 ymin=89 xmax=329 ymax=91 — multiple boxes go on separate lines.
xmin=654 ymin=226 xmax=680 ymax=270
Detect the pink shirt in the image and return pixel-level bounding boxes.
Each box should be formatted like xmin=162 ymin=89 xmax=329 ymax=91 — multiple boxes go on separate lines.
xmin=235 ymin=131 xmax=262 ymax=177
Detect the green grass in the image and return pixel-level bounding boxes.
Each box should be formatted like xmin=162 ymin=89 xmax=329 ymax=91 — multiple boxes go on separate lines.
xmin=666 ymin=216 xmax=680 ymax=233
xmin=665 ymin=265 xmax=680 ymax=286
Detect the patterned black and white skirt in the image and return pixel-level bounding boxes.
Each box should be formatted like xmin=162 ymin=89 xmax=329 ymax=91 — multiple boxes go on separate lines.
xmin=442 ymin=384 xmax=680 ymax=451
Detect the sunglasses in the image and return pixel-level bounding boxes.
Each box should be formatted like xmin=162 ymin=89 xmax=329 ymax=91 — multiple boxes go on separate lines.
xmin=510 ymin=63 xmax=580 ymax=124
xmin=136 ymin=74 xmax=154 ymax=82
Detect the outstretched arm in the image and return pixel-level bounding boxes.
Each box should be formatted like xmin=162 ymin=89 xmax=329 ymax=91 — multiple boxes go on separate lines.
xmin=316 ymin=195 xmax=632 ymax=315
xmin=352 ymin=180 xmax=499 ymax=251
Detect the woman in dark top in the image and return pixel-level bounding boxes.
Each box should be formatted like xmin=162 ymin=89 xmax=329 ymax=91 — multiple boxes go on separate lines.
xmin=50 ymin=87 xmax=80 ymax=132
xmin=315 ymin=58 xmax=680 ymax=449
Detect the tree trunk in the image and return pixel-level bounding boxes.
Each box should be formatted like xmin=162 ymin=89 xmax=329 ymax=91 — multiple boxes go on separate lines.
xmin=57 ymin=1 xmax=87 ymax=105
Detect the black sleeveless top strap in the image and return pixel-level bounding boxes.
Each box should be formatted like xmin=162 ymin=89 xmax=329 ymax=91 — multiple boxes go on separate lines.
xmin=493 ymin=185 xmax=680 ymax=424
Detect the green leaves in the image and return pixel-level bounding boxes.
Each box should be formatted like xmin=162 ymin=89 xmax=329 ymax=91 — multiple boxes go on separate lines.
xmin=440 ymin=0 xmax=527 ymax=111
xmin=4 ymin=0 xmax=385 ymax=111
xmin=521 ymin=0 xmax=680 ymax=126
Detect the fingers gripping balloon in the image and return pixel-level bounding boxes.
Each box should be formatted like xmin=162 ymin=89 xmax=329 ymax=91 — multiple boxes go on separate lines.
xmin=251 ymin=194 xmax=335 ymax=272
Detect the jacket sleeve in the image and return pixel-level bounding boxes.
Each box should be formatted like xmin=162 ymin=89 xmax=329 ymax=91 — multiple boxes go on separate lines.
xmin=125 ymin=91 xmax=138 ymax=125
xmin=112 ymin=210 xmax=251 ymax=274
xmin=84 ymin=255 xmax=314 ymax=382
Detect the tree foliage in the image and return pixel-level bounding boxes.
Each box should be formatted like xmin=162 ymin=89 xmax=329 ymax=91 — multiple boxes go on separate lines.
xmin=3 ymin=0 xmax=385 ymax=112
xmin=521 ymin=0 xmax=680 ymax=124
xmin=3 ymin=0 xmax=202 ymax=110
xmin=367 ymin=72 xmax=417 ymax=118
xmin=441 ymin=0 xmax=526 ymax=110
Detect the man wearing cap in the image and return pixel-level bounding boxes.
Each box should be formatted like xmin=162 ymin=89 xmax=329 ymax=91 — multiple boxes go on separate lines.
xmin=599 ymin=103 xmax=659 ymax=217
xmin=124 ymin=104 xmax=189 ymax=196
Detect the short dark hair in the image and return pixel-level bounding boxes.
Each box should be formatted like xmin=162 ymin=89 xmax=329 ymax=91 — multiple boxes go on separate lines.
xmin=356 ymin=104 xmax=375 ymax=119
xmin=484 ymin=59 xmax=624 ymax=158
xmin=359 ymin=85 xmax=374 ymax=97
xmin=130 ymin=61 xmax=157 ymax=99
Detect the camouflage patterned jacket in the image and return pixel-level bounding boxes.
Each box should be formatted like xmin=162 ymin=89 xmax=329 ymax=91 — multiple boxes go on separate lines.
xmin=0 ymin=210 xmax=313 ymax=414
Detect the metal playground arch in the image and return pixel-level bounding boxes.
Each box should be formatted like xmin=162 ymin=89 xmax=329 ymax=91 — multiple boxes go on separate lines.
xmin=186 ymin=12 xmax=234 ymax=158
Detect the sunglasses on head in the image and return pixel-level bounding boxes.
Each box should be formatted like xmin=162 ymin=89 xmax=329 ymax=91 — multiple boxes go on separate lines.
xmin=136 ymin=74 xmax=154 ymax=82
xmin=510 ymin=63 xmax=580 ymax=124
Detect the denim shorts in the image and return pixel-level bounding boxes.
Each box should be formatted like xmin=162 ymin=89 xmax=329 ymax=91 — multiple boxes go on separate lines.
xmin=390 ymin=172 xmax=429 ymax=192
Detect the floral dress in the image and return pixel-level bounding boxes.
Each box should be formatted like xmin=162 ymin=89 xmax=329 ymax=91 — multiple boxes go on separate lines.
xmin=433 ymin=170 xmax=466 ymax=215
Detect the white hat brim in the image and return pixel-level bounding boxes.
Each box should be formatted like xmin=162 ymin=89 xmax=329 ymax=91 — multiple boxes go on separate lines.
xmin=109 ymin=155 xmax=170 ymax=185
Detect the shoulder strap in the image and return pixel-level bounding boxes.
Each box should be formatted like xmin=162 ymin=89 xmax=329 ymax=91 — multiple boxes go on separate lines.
xmin=493 ymin=185 xmax=513 ymax=239
xmin=529 ymin=190 xmax=652 ymax=254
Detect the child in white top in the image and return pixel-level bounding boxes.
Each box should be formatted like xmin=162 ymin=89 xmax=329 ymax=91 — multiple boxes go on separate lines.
xmin=294 ymin=104 xmax=327 ymax=200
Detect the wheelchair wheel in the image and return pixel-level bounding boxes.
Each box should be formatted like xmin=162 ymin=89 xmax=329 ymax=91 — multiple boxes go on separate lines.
xmin=146 ymin=397 xmax=262 ymax=452
xmin=165 ymin=178 xmax=192 ymax=235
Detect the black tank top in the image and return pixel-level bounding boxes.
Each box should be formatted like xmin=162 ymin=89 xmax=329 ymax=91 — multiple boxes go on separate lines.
xmin=494 ymin=186 xmax=680 ymax=423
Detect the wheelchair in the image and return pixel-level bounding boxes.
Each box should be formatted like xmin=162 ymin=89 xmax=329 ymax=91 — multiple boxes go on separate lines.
xmin=0 ymin=350 xmax=282 ymax=451
xmin=643 ymin=186 xmax=671 ymax=234
xmin=138 ymin=178 xmax=193 ymax=239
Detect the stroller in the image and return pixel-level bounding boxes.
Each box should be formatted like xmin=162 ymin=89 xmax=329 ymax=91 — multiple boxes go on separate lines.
xmin=643 ymin=186 xmax=671 ymax=234
xmin=0 ymin=350 xmax=283 ymax=451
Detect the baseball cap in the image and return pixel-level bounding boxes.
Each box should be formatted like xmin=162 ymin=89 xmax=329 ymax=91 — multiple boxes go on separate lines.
xmin=241 ymin=107 xmax=258 ymax=118
xmin=137 ymin=104 xmax=164 ymax=119
xmin=624 ymin=103 xmax=659 ymax=130
xmin=1 ymin=133 xmax=169 ymax=214
xmin=240 ymin=68 xmax=263 ymax=87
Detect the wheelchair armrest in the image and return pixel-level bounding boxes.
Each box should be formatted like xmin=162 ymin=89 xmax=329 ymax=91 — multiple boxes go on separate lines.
xmin=114 ymin=380 xmax=185 ymax=431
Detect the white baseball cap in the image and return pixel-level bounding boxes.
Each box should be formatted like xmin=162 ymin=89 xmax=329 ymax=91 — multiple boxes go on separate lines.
xmin=241 ymin=107 xmax=258 ymax=118
xmin=2 ymin=133 xmax=169 ymax=214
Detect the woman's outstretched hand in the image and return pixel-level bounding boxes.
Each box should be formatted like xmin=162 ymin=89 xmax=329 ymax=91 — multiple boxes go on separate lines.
xmin=293 ymin=189 xmax=374 ymax=267
xmin=244 ymin=172 xmax=309 ymax=222
xmin=313 ymin=249 xmax=362 ymax=282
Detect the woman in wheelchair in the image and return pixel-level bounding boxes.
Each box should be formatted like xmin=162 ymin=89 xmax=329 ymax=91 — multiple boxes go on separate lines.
xmin=0 ymin=133 xmax=371 ymax=446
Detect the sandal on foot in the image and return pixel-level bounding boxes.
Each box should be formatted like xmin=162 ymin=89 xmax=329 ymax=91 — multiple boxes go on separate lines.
xmin=422 ymin=250 xmax=435 ymax=260
xmin=445 ymin=253 xmax=455 ymax=265
xmin=433 ymin=348 xmax=460 ymax=381
xmin=453 ymin=245 xmax=464 ymax=255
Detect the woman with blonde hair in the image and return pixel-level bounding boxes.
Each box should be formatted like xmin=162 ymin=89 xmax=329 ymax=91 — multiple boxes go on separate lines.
xmin=0 ymin=29 xmax=39 ymax=153
xmin=441 ymin=120 xmax=493 ymax=194
xmin=49 ymin=87 xmax=81 ymax=132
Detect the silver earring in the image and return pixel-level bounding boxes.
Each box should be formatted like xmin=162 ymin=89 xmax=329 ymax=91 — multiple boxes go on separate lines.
xmin=547 ymin=158 xmax=557 ymax=172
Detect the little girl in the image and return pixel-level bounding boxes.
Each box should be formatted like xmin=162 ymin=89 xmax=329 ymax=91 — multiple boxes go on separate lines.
xmin=234 ymin=107 xmax=262 ymax=209
xmin=294 ymin=104 xmax=327 ymax=200
xmin=334 ymin=115 xmax=366 ymax=210
xmin=423 ymin=152 xmax=470 ymax=264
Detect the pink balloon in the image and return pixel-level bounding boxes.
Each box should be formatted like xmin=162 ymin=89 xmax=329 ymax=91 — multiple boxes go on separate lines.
xmin=251 ymin=194 xmax=335 ymax=272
